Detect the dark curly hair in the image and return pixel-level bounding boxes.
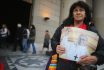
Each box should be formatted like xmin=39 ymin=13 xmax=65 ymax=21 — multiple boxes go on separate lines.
xmin=63 ymin=1 xmax=91 ymax=26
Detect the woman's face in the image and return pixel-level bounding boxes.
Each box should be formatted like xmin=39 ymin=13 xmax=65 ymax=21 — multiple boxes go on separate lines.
xmin=73 ymin=6 xmax=86 ymax=21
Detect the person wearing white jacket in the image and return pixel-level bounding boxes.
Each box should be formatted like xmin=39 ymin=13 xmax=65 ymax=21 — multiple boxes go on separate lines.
xmin=22 ymin=27 xmax=30 ymax=53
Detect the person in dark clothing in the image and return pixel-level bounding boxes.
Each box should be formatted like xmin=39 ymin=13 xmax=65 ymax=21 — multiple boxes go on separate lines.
xmin=27 ymin=25 xmax=36 ymax=54
xmin=42 ymin=30 xmax=50 ymax=52
xmin=0 ymin=24 xmax=9 ymax=48
xmin=13 ymin=23 xmax=23 ymax=51
xmin=46 ymin=1 xmax=104 ymax=70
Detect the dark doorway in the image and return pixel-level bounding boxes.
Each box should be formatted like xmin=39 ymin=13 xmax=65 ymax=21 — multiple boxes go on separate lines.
xmin=0 ymin=0 xmax=32 ymax=42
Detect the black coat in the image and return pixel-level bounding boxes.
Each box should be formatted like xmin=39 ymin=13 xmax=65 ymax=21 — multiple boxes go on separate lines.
xmin=29 ymin=28 xmax=36 ymax=43
xmin=46 ymin=24 xmax=104 ymax=70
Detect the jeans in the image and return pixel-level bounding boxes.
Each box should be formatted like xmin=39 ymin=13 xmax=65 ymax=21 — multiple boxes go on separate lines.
xmin=28 ymin=42 xmax=36 ymax=54
xmin=22 ymin=38 xmax=28 ymax=52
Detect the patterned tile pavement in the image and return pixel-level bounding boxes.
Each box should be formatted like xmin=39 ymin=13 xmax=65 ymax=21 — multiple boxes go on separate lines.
xmin=1 ymin=47 xmax=104 ymax=70
xmin=6 ymin=55 xmax=49 ymax=70
xmin=6 ymin=54 xmax=104 ymax=70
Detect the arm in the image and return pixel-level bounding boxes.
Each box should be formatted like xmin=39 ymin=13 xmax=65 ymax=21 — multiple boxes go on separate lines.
xmin=91 ymin=35 xmax=104 ymax=65
xmin=89 ymin=26 xmax=104 ymax=65
xmin=51 ymin=26 xmax=63 ymax=53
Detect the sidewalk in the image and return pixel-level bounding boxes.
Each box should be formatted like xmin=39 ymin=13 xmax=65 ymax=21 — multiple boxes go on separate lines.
xmin=0 ymin=43 xmax=51 ymax=70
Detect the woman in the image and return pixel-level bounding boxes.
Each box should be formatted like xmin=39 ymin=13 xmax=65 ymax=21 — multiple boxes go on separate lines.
xmin=46 ymin=1 xmax=104 ymax=70
xmin=28 ymin=25 xmax=36 ymax=54
xmin=43 ymin=30 xmax=50 ymax=51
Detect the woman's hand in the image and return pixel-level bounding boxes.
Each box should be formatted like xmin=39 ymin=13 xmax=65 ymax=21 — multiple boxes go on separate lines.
xmin=56 ymin=45 xmax=65 ymax=55
xmin=78 ymin=55 xmax=98 ymax=65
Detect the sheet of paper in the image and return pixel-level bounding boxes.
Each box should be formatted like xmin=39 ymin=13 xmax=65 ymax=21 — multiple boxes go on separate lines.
xmin=59 ymin=27 xmax=99 ymax=61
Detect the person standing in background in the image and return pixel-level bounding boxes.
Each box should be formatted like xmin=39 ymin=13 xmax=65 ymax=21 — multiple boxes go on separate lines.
xmin=42 ymin=30 xmax=50 ymax=52
xmin=12 ymin=23 xmax=23 ymax=51
xmin=0 ymin=24 xmax=10 ymax=48
xmin=22 ymin=26 xmax=30 ymax=53
xmin=27 ymin=25 xmax=36 ymax=54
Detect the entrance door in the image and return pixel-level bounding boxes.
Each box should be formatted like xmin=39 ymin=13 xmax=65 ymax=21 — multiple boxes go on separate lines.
xmin=0 ymin=0 xmax=32 ymax=42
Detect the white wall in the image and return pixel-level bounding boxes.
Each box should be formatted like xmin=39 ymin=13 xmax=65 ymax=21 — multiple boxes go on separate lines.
xmin=32 ymin=0 xmax=61 ymax=47
xmin=60 ymin=0 xmax=78 ymax=24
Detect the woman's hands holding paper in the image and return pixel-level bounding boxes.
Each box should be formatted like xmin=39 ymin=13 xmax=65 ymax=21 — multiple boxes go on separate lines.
xmin=56 ymin=45 xmax=65 ymax=55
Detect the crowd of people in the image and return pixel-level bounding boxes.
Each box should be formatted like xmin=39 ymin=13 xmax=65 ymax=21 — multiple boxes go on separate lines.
xmin=0 ymin=23 xmax=37 ymax=54
xmin=12 ymin=23 xmax=36 ymax=54
xmin=0 ymin=23 xmax=51 ymax=55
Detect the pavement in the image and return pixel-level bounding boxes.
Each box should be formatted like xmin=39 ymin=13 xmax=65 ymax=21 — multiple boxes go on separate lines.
xmin=0 ymin=43 xmax=51 ymax=70
xmin=0 ymin=43 xmax=104 ymax=70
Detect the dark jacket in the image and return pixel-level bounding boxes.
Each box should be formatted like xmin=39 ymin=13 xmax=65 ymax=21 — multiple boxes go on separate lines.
xmin=29 ymin=28 xmax=36 ymax=43
xmin=15 ymin=27 xmax=23 ymax=40
xmin=46 ymin=24 xmax=104 ymax=70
